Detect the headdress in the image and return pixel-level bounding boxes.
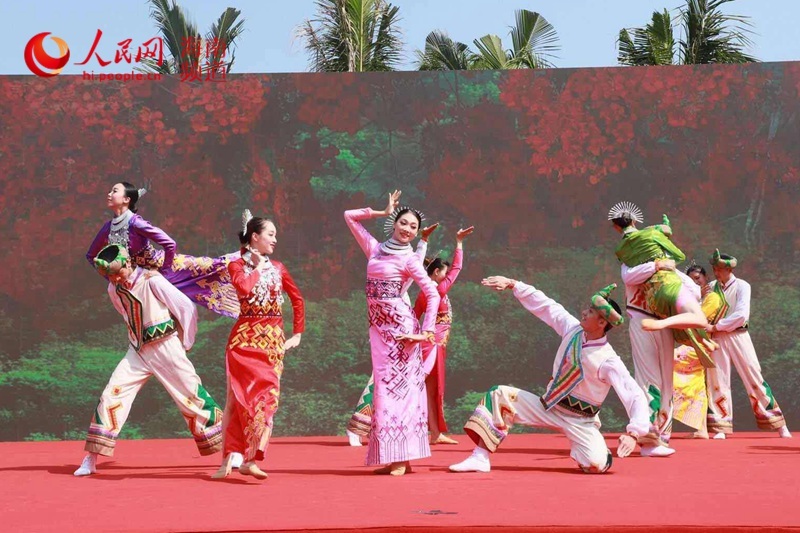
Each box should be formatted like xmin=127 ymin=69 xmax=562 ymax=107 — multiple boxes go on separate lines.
xmin=710 ymin=249 xmax=737 ymax=269
xmin=137 ymin=188 xmax=147 ymax=199
xmin=684 ymin=259 xmax=699 ymax=274
xmin=607 ymin=201 xmax=643 ymax=224
xmin=383 ymin=206 xmax=426 ymax=237
xmin=590 ymin=283 xmax=624 ymax=327
xmin=241 ymin=209 xmax=253 ymax=235
xmin=93 ymin=244 xmax=130 ymax=276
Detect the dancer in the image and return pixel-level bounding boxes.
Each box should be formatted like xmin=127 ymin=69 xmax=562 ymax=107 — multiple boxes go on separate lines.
xmin=345 ymin=190 xmax=440 ymax=476
xmin=414 ymin=226 xmax=474 ymax=445
xmin=212 ymin=211 xmax=305 ymax=480
xmin=74 ymin=245 xmax=223 ymax=476
xmin=86 ymin=182 xmax=240 ymax=317
xmin=449 ymin=278 xmax=649 ymax=474
xmin=672 ymin=262 xmax=733 ymax=438
xmin=609 ymin=202 xmax=716 ymax=366
xmin=704 ymin=250 xmax=791 ymax=439
xmin=345 ymin=224 xmax=437 ymax=447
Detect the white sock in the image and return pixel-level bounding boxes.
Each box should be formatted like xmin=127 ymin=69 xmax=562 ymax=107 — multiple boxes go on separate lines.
xmin=472 ymin=446 xmax=490 ymax=460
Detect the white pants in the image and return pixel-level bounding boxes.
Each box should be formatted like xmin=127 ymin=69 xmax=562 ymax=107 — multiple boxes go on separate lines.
xmin=464 ymin=385 xmax=612 ymax=473
xmin=84 ymin=335 xmax=223 ymax=456
xmin=628 ymin=312 xmax=674 ymax=446
xmin=705 ymin=330 xmax=785 ymax=433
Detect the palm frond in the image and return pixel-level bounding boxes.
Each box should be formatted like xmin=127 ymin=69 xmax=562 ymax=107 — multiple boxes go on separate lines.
xmin=415 ymin=30 xmax=471 ymax=71
xmin=509 ymin=9 xmax=559 ymax=68
xmin=473 ymin=34 xmax=509 ymax=70
xmin=206 ymin=7 xmax=245 ymax=73
xmin=679 ymin=0 xmax=757 ymax=64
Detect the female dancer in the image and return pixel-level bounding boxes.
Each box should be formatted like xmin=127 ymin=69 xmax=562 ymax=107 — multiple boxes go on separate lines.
xmin=609 ymin=203 xmax=716 ymax=364
xmin=86 ymin=182 xmax=240 ymax=317
xmin=345 ymin=223 xmax=438 ymax=447
xmin=414 ymin=226 xmax=473 ymax=445
xmin=344 ymin=190 xmax=440 ymax=476
xmin=212 ymin=211 xmax=305 ymax=480
xmin=673 ymin=263 xmax=729 ymax=438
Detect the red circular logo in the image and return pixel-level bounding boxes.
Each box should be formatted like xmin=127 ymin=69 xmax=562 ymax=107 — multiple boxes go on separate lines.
xmin=24 ymin=32 xmax=70 ymax=77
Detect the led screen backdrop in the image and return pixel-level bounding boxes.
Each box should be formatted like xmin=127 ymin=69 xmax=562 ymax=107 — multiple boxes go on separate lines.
xmin=1 ymin=62 xmax=799 ymax=441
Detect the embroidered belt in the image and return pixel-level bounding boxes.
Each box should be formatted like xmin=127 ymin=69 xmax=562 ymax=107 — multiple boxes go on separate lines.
xmin=133 ymin=244 xmax=165 ymax=269
xmin=239 ymin=299 xmax=282 ymax=318
xmin=365 ymin=278 xmax=402 ymax=299
xmin=142 ymin=318 xmax=176 ymax=346
xmin=435 ymin=312 xmax=452 ymax=325
xmin=553 ymin=395 xmax=601 ymax=418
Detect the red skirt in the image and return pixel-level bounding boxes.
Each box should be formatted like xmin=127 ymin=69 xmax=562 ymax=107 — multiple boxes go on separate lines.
xmin=222 ymin=316 xmax=285 ymax=462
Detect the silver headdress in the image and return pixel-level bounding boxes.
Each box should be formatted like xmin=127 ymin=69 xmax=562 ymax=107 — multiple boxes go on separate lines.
xmin=607 ymin=201 xmax=643 ymax=223
xmin=241 ymin=209 xmax=253 ymax=234
xmin=383 ymin=206 xmax=426 ymax=237
xmin=684 ymin=259 xmax=698 ymax=274
xmin=137 ymin=188 xmax=147 ymax=199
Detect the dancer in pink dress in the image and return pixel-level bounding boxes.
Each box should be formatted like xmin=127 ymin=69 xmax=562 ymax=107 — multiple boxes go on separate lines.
xmin=414 ymin=226 xmax=474 ymax=445
xmin=344 ymin=190 xmax=440 ymax=476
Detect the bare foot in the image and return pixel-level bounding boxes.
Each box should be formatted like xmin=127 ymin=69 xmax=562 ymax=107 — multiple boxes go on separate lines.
xmin=432 ymin=434 xmax=459 ymax=445
xmin=374 ymin=462 xmax=407 ymax=476
xmin=691 ymin=430 xmax=709 ymax=439
xmin=239 ymin=461 xmax=268 ymax=480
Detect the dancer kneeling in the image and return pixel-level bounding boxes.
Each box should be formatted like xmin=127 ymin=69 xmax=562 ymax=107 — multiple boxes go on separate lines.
xmin=450 ymin=277 xmax=649 ymax=474
xmin=75 ymin=245 xmax=223 ymax=476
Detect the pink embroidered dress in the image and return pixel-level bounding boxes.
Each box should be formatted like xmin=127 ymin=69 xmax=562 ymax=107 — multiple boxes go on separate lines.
xmin=344 ymin=208 xmax=440 ymax=466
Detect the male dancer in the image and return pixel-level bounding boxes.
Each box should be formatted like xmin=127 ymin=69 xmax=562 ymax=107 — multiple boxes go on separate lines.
xmin=449 ymin=277 xmax=649 ymax=474
xmin=74 ymin=244 xmax=223 ymax=476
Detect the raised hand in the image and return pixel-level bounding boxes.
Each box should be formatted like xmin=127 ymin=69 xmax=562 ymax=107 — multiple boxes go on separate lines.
xmin=420 ymin=222 xmax=439 ymax=241
xmin=456 ymin=226 xmax=474 ymax=242
xmin=384 ymin=190 xmax=401 ymax=216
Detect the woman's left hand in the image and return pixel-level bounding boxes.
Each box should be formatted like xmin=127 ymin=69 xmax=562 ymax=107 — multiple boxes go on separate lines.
xmin=284 ymin=334 xmax=302 ymax=351
xmin=456 ymin=226 xmax=474 ymax=241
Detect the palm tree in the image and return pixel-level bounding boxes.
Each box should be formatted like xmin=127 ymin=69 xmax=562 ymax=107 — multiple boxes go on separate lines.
xmin=415 ymin=9 xmax=559 ymax=71
xmin=416 ymin=31 xmax=473 ymax=71
xmin=139 ymin=0 xmax=245 ymax=75
xmin=618 ymin=0 xmax=756 ymax=66
xmin=297 ymin=0 xmax=403 ymax=72
xmin=618 ymin=9 xmax=675 ymax=66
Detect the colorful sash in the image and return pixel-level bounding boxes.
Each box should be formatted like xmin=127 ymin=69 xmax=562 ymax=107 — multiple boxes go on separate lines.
xmin=540 ymin=330 xmax=584 ymax=410
xmin=115 ymin=285 xmax=144 ymax=351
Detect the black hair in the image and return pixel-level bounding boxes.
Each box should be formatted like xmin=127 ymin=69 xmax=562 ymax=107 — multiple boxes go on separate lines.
xmin=686 ymin=265 xmax=707 ymax=276
xmin=96 ymin=244 xmax=123 ymax=263
xmin=603 ymin=299 xmax=622 ymax=334
xmin=424 ymin=257 xmax=451 ymax=277
xmin=394 ymin=208 xmax=422 ymax=227
xmin=120 ymin=182 xmax=141 ymax=213
xmin=611 ymin=215 xmax=634 ymax=229
xmin=238 ymin=217 xmax=274 ymax=245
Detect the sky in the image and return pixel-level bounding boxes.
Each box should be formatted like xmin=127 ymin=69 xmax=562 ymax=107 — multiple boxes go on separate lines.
xmin=2 ymin=0 xmax=798 ymax=75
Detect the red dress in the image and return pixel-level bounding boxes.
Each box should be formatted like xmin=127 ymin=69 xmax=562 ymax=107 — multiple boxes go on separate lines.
xmin=222 ymin=255 xmax=304 ymax=461
xmin=413 ymin=247 xmax=463 ymax=433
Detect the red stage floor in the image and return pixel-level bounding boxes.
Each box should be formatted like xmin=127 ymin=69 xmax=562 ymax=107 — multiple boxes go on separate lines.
xmin=1 ymin=433 xmax=798 ymax=533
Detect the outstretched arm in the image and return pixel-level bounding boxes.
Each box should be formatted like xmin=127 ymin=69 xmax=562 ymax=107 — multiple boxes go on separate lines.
xmin=483 ymin=276 xmax=580 ymax=337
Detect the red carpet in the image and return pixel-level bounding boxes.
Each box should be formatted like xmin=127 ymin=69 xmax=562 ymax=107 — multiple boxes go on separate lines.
xmin=1 ymin=433 xmax=798 ymax=533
